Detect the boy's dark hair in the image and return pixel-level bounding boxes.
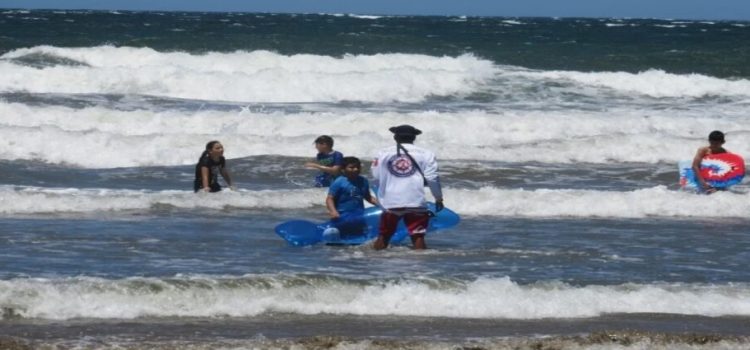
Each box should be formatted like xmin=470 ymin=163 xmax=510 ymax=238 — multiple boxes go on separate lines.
xmin=342 ymin=156 xmax=361 ymax=167
xmin=708 ymin=130 xmax=725 ymax=142
xmin=314 ymin=135 xmax=334 ymax=147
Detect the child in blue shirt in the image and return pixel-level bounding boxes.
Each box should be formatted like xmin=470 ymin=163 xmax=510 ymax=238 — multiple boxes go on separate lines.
xmin=325 ymin=157 xmax=378 ymax=237
xmin=304 ymin=135 xmax=343 ymax=187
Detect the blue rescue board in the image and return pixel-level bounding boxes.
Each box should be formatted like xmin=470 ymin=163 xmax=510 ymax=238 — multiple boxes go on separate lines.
xmin=274 ymin=203 xmax=460 ymax=246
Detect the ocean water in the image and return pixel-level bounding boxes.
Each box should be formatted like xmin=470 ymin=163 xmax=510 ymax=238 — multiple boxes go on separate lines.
xmin=1 ymin=9 xmax=750 ymax=349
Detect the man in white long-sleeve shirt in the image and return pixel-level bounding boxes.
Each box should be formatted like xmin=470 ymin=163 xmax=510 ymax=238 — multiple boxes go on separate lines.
xmin=371 ymin=125 xmax=444 ymax=250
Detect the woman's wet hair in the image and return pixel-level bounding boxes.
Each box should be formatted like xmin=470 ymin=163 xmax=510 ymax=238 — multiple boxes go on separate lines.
xmin=201 ymin=140 xmax=221 ymax=158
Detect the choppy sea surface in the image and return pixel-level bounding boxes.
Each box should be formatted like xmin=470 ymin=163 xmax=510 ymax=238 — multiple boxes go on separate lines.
xmin=1 ymin=9 xmax=750 ymax=349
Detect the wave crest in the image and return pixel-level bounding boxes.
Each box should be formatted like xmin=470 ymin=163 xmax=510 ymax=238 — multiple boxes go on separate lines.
xmin=2 ymin=275 xmax=749 ymax=320
xmin=0 ymin=46 xmax=496 ymax=103
xmin=2 ymin=186 xmax=749 ymax=219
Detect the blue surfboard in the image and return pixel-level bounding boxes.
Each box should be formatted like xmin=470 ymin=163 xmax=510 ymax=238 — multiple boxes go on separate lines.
xmin=274 ymin=202 xmax=460 ymax=246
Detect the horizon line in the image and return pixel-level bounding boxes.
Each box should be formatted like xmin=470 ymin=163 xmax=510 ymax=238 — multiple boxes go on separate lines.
xmin=2 ymin=7 xmax=750 ymax=22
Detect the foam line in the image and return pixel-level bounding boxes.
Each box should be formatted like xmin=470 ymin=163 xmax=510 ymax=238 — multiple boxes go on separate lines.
xmin=1 ymin=276 xmax=749 ymax=320
xmin=2 ymin=186 xmax=749 ymax=218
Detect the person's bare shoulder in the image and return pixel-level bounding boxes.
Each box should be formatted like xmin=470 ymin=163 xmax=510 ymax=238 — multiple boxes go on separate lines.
xmin=695 ymin=146 xmax=709 ymax=156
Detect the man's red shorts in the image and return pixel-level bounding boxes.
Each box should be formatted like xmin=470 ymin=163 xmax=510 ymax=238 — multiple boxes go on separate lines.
xmin=379 ymin=208 xmax=430 ymax=239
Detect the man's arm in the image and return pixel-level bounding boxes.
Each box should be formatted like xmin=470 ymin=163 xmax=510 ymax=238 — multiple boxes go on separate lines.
xmin=364 ymin=181 xmax=378 ymax=206
xmin=220 ymin=167 xmax=235 ymax=190
xmin=304 ymin=162 xmax=341 ymax=176
xmin=200 ymin=166 xmax=211 ymax=191
xmin=423 ymin=152 xmax=444 ymax=209
xmin=326 ymin=195 xmax=340 ymax=219
xmin=692 ymin=147 xmax=711 ymax=190
xmin=371 ymin=154 xmax=381 ymax=184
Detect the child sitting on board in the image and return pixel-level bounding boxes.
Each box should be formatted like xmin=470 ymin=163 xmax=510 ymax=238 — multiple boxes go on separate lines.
xmin=324 ymin=156 xmax=378 ymax=239
xmin=304 ymin=135 xmax=343 ymax=187
xmin=692 ymin=130 xmax=728 ymax=194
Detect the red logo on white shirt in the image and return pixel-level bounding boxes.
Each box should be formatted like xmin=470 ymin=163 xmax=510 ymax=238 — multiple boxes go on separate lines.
xmin=386 ymin=155 xmax=417 ymax=177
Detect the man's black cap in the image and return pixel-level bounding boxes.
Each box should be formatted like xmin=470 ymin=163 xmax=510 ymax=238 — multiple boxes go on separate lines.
xmin=389 ymin=124 xmax=422 ymax=136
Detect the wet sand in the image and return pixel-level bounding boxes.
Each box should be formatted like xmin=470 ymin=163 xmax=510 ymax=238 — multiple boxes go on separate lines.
xmin=1 ymin=313 xmax=749 ymax=349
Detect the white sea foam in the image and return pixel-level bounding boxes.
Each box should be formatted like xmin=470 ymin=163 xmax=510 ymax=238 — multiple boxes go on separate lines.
xmin=451 ymin=186 xmax=750 ymax=218
xmin=2 ymin=46 xmax=750 ymax=169
xmin=0 ymin=46 xmax=495 ymax=103
xmin=3 ymin=46 xmax=750 ymax=104
xmin=0 ymin=186 xmax=324 ymax=214
xmin=2 ymin=102 xmax=749 ymax=167
xmin=1 ymin=186 xmax=748 ymax=218
xmin=513 ymin=68 xmax=750 ymax=98
xmin=347 ymin=14 xmax=383 ymax=20
xmin=1 ymin=276 xmax=749 ymax=320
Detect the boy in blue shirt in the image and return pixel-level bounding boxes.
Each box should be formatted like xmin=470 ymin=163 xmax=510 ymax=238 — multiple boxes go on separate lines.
xmin=325 ymin=157 xmax=378 ymax=237
xmin=304 ymin=135 xmax=343 ymax=187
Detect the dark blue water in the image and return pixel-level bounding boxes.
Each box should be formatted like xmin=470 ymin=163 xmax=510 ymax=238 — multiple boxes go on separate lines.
xmin=2 ymin=11 xmax=749 ymax=78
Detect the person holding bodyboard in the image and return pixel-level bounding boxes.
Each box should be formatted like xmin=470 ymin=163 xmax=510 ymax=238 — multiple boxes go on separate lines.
xmin=682 ymin=130 xmax=745 ymax=193
xmin=324 ymin=156 xmax=379 ymax=240
xmin=371 ymin=124 xmax=444 ymax=250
